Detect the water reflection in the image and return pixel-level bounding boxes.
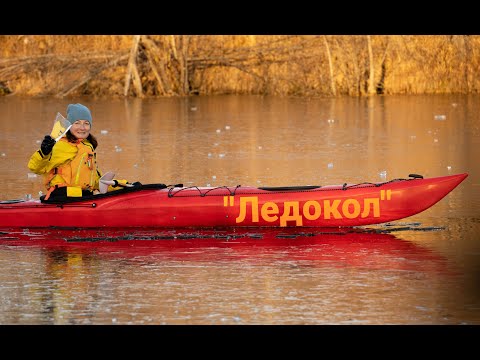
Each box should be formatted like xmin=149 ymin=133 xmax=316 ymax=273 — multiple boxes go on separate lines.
xmin=1 ymin=228 xmax=462 ymax=324
xmin=40 ymin=250 xmax=99 ymax=324
xmin=1 ymin=228 xmax=451 ymax=273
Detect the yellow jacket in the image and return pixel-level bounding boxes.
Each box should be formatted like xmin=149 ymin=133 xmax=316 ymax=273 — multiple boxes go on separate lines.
xmin=28 ymin=138 xmax=127 ymax=196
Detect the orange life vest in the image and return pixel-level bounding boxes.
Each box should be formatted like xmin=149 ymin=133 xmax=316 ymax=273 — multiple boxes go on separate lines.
xmin=44 ymin=138 xmax=98 ymax=199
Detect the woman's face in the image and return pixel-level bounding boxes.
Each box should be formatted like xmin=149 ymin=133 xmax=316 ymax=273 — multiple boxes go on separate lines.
xmin=70 ymin=120 xmax=91 ymax=139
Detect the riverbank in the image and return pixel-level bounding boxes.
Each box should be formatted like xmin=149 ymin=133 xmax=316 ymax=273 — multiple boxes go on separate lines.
xmin=1 ymin=35 xmax=479 ymax=98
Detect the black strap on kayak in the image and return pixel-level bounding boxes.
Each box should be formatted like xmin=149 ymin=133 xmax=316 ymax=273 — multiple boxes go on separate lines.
xmin=258 ymin=185 xmax=321 ymax=191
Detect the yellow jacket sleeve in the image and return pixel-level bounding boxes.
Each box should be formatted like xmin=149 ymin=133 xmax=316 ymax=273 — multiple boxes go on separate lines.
xmin=27 ymin=141 xmax=77 ymax=175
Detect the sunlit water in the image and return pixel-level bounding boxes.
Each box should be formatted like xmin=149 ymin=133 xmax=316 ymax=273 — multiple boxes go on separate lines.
xmin=0 ymin=94 xmax=479 ymax=324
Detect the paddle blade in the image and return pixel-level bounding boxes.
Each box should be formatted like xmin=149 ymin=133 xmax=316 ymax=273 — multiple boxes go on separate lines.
xmin=99 ymin=171 xmax=115 ymax=194
xmin=50 ymin=112 xmax=72 ymax=141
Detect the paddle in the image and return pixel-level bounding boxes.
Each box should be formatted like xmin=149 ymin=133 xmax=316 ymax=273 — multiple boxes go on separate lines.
xmin=50 ymin=112 xmax=72 ymax=142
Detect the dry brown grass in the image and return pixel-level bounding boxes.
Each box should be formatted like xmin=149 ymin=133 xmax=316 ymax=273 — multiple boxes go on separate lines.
xmin=0 ymin=35 xmax=479 ymax=97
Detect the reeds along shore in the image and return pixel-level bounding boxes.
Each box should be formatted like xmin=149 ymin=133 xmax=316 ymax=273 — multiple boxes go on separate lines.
xmin=0 ymin=35 xmax=479 ymax=98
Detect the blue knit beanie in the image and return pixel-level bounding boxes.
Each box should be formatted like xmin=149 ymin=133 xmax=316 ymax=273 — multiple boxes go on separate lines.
xmin=66 ymin=103 xmax=92 ymax=126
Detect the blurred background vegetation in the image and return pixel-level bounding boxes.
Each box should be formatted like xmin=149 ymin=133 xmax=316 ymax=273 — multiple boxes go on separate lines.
xmin=0 ymin=35 xmax=478 ymax=97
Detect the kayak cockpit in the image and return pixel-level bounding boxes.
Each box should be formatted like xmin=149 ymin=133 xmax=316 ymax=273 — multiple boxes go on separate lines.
xmin=40 ymin=183 xmax=170 ymax=204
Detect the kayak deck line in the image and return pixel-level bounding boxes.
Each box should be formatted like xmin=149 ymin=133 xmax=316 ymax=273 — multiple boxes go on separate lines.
xmin=166 ymin=176 xmax=423 ymax=198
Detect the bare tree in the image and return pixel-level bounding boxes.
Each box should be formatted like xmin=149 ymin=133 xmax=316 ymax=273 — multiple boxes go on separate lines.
xmin=366 ymin=35 xmax=375 ymax=95
xmin=323 ymin=35 xmax=336 ymax=96
xmin=124 ymin=35 xmax=143 ymax=97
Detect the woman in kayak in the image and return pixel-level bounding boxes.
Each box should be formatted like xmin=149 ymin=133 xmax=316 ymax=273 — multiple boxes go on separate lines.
xmin=28 ymin=103 xmax=136 ymax=201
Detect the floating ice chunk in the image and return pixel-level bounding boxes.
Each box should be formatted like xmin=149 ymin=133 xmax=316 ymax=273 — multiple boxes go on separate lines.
xmin=451 ymin=103 xmax=458 ymax=107
xmin=216 ymin=129 xmax=221 ymax=133
xmin=218 ymin=153 xmax=225 ymax=158
xmin=379 ymin=170 xmax=387 ymax=178
xmin=434 ymin=115 xmax=446 ymax=120
xmin=207 ymin=153 xmax=212 ymax=158
xmin=212 ymin=175 xmax=216 ymax=179
xmin=27 ymin=173 xmax=37 ymax=179
xmin=38 ymin=191 xmax=43 ymax=197
xmin=258 ymin=146 xmax=262 ymax=150
xmin=447 ymin=166 xmax=452 ymax=171
xmin=190 ymin=106 xmax=197 ymax=111
xmin=100 ymin=129 xmax=108 ymax=135
xmin=225 ymin=125 xmax=231 ymax=130
xmin=115 ymin=146 xmax=122 ymax=152
xmin=327 ymin=119 xmax=335 ymax=123
xmin=434 ymin=138 xmax=439 ymax=143
xmin=327 ymin=163 xmax=334 ymax=169
xmin=1 ymin=153 xmax=5 ymax=157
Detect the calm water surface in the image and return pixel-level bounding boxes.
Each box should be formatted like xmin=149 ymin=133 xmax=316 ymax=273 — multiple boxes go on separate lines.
xmin=0 ymin=95 xmax=479 ymax=324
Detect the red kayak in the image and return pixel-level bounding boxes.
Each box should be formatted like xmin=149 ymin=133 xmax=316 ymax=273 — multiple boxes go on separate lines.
xmin=0 ymin=173 xmax=468 ymax=229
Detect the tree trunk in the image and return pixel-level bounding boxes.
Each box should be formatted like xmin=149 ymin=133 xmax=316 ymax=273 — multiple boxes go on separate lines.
xmin=323 ymin=35 xmax=336 ymax=96
xmin=124 ymin=35 xmax=143 ymax=97
xmin=376 ymin=37 xmax=390 ymax=95
xmin=177 ymin=36 xmax=186 ymax=95
xmin=462 ymin=35 xmax=472 ymax=92
xmin=366 ymin=35 xmax=375 ymax=95
xmin=182 ymin=35 xmax=190 ymax=95
xmin=141 ymin=36 xmax=170 ymax=95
